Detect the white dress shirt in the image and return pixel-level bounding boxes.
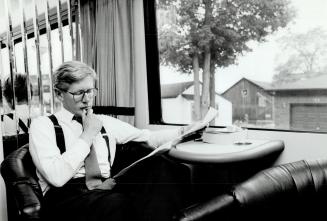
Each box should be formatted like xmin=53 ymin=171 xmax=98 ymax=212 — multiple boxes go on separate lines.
xmin=29 ymin=107 xmax=180 ymax=194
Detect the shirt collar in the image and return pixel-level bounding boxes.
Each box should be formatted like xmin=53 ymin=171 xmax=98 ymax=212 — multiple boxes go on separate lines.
xmin=55 ymin=107 xmax=75 ymax=123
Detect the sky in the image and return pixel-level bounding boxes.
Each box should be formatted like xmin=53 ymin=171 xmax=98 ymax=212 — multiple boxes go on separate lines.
xmin=160 ymin=0 xmax=327 ymax=93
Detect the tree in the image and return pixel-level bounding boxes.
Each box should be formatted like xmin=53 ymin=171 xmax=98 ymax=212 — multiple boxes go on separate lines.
xmin=273 ymin=27 xmax=327 ymax=84
xmin=158 ymin=0 xmax=294 ymax=119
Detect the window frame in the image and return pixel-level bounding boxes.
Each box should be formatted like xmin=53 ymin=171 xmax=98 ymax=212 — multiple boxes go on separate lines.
xmin=142 ymin=0 xmax=327 ymax=134
xmin=143 ymin=0 xmax=163 ymax=125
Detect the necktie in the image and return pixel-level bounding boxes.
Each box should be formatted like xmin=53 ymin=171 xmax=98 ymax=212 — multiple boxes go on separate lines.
xmin=73 ymin=115 xmax=103 ymax=190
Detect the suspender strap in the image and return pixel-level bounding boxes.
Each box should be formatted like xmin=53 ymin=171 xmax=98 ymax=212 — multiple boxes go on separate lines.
xmin=2 ymin=113 xmax=29 ymax=134
xmin=48 ymin=115 xmax=110 ymax=160
xmin=100 ymin=127 xmax=111 ymax=166
xmin=48 ymin=115 xmax=66 ymax=154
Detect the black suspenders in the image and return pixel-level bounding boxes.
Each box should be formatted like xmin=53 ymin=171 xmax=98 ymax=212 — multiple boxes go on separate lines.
xmin=48 ymin=115 xmax=110 ymax=164
xmin=48 ymin=115 xmax=66 ymax=154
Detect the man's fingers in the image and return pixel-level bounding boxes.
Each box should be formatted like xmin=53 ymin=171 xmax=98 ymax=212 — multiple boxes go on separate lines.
xmin=87 ymin=108 xmax=93 ymax=115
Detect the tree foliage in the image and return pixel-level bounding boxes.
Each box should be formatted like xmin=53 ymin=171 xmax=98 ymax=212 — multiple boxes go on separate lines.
xmin=158 ymin=0 xmax=294 ymax=118
xmin=159 ymin=0 xmax=294 ymax=70
xmin=273 ymin=27 xmax=327 ymax=84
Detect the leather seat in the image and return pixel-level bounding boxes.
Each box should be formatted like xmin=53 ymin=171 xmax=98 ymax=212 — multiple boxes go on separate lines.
xmin=0 ymin=141 xmax=174 ymax=221
xmin=4 ymin=142 xmax=327 ymax=221
xmin=174 ymin=158 xmax=327 ymax=221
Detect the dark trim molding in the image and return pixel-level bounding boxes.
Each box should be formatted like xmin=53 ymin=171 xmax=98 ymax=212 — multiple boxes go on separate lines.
xmin=143 ymin=0 xmax=163 ymax=124
xmin=93 ymin=106 xmax=135 ymax=116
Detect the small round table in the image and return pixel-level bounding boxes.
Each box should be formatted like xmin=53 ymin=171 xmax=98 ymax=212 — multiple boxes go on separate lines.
xmin=168 ymin=139 xmax=285 ymax=201
xmin=168 ymin=139 xmax=285 ymax=164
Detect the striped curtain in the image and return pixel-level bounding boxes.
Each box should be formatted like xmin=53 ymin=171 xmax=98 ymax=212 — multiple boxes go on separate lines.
xmin=80 ymin=0 xmax=135 ymax=124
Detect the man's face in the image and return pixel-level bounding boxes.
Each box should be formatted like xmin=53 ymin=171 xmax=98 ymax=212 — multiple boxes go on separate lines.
xmin=61 ymin=75 xmax=95 ymax=117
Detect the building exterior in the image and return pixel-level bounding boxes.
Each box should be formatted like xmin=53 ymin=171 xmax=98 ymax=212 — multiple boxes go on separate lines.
xmin=221 ymin=75 xmax=327 ymax=131
xmin=222 ymin=78 xmax=273 ymax=127
xmin=267 ymin=74 xmax=327 ymax=131
xmin=160 ymin=75 xmax=327 ymax=131
xmin=161 ymin=81 xmax=232 ymax=125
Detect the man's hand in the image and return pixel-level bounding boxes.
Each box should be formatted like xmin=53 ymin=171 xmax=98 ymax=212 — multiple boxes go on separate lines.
xmin=80 ymin=108 xmax=103 ymax=145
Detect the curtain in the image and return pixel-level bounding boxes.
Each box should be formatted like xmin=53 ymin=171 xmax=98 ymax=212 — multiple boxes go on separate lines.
xmin=80 ymin=0 xmax=135 ymax=124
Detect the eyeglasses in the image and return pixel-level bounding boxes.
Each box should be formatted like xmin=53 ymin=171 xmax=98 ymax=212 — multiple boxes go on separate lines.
xmin=62 ymin=88 xmax=98 ymax=102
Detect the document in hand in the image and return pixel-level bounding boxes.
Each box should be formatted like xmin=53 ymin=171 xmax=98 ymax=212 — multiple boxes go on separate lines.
xmin=112 ymin=107 xmax=219 ymax=179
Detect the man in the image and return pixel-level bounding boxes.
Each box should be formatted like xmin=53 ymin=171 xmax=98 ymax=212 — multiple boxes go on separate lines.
xmin=29 ymin=61 xmax=193 ymax=221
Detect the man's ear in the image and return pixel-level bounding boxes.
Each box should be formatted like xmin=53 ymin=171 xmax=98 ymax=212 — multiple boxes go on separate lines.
xmin=55 ymin=89 xmax=64 ymax=101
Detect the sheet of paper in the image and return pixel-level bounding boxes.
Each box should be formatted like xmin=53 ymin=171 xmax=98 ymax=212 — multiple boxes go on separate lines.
xmin=112 ymin=107 xmax=218 ymax=179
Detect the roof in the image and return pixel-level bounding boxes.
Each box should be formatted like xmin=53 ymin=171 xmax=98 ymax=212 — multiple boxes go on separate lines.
xmin=268 ymin=74 xmax=327 ymax=91
xmin=250 ymin=79 xmax=274 ymax=90
xmin=161 ymin=81 xmax=223 ymax=99
xmin=223 ymin=74 xmax=327 ymax=93
xmin=161 ymin=81 xmax=193 ymax=98
xmin=222 ymin=77 xmax=272 ymax=95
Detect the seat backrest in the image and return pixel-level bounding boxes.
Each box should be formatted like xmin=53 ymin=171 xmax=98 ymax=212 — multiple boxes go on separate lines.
xmin=0 ymin=144 xmax=42 ymax=220
xmin=175 ymin=158 xmax=327 ymax=221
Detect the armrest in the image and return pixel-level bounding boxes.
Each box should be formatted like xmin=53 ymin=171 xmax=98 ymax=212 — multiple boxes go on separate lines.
xmin=173 ymin=159 xmax=325 ymax=221
xmin=11 ymin=179 xmax=41 ymax=219
xmin=0 ymin=144 xmax=42 ymax=220
xmin=111 ymin=141 xmax=158 ymax=176
xmin=173 ymin=194 xmax=235 ymax=221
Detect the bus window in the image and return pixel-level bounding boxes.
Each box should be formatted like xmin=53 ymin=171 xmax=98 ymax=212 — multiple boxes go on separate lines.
xmin=145 ymin=0 xmax=327 ymax=133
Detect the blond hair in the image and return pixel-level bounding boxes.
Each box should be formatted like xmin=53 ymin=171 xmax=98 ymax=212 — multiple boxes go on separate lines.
xmin=53 ymin=61 xmax=96 ymax=91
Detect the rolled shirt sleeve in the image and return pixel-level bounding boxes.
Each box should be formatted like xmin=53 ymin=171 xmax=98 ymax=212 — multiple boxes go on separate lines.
xmin=99 ymin=115 xmax=181 ymax=148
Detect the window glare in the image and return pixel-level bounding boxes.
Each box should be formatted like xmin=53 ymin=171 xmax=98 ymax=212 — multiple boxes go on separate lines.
xmin=157 ymin=0 xmax=327 ymax=132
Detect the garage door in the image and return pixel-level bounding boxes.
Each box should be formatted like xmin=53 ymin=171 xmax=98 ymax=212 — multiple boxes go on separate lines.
xmin=290 ymin=104 xmax=327 ymax=131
